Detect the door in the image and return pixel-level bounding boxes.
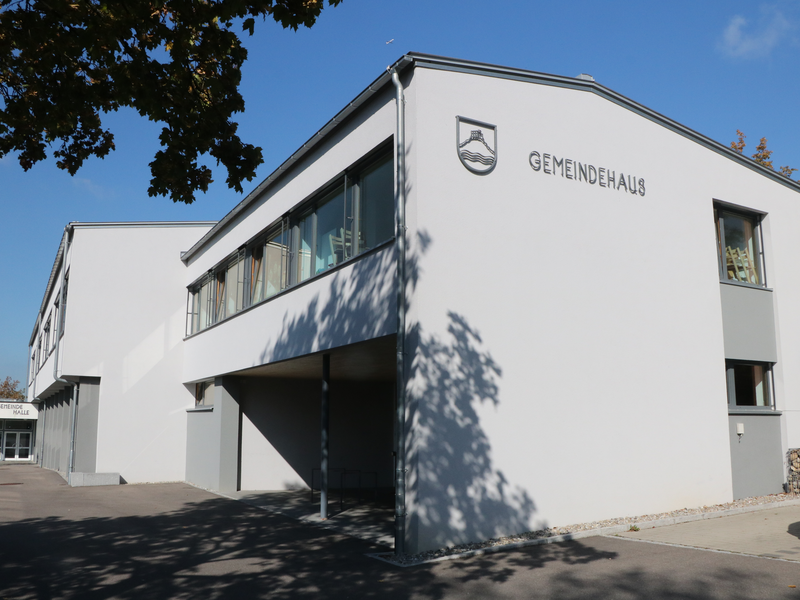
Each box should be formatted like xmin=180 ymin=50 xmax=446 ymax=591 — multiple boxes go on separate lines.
xmin=2 ymin=432 xmax=31 ymax=461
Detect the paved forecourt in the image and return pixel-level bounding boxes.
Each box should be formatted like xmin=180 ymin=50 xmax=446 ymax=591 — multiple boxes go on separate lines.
xmin=616 ymin=505 xmax=800 ymax=561
xmin=1 ymin=463 xmax=799 ymax=600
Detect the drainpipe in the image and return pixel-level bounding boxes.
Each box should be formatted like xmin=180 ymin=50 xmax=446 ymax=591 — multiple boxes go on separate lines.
xmin=67 ymin=382 xmax=80 ymax=482
xmin=37 ymin=399 xmax=45 ymax=467
xmin=389 ymin=66 xmax=407 ymax=556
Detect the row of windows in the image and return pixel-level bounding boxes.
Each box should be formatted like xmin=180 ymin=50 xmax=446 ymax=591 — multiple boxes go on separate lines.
xmin=716 ymin=205 xmax=775 ymax=412
xmin=187 ymin=150 xmax=394 ymax=336
xmin=30 ymin=276 xmax=68 ymax=382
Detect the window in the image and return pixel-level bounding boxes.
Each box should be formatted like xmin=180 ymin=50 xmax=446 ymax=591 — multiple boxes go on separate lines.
xmin=53 ymin=301 xmax=59 ymax=344
xmin=195 ymin=380 xmax=214 ymax=406
xmin=223 ymin=249 xmax=245 ymax=320
xmin=715 ymin=207 xmax=765 ymax=286
xmin=314 ymin=187 xmax=346 ymax=276
xmin=355 ymin=155 xmax=394 ymax=254
xmin=58 ymin=275 xmax=68 ymax=338
xmin=288 ymin=151 xmax=393 ymax=283
xmin=43 ymin=316 xmax=51 ymax=357
xmin=726 ymin=361 xmax=774 ymax=409
xmin=251 ymin=225 xmax=289 ymax=305
xmin=188 ymin=274 xmax=211 ymax=335
xmin=186 ymin=147 xmax=394 ymax=335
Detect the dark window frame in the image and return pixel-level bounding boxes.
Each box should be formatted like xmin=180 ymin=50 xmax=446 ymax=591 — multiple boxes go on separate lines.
xmin=715 ymin=203 xmax=767 ymax=289
xmin=725 ymin=359 xmax=776 ymax=412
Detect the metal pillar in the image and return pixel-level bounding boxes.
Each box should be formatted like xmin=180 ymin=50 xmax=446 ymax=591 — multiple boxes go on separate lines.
xmin=320 ymin=353 xmax=330 ymax=520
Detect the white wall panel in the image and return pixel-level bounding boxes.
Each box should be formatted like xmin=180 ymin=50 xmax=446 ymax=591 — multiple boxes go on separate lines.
xmin=402 ymin=66 xmax=800 ymax=551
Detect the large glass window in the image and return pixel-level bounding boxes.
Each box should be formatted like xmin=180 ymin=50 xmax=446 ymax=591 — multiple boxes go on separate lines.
xmin=250 ymin=244 xmax=265 ymax=305
xmin=251 ymin=228 xmax=289 ymax=303
xmin=58 ymin=275 xmax=68 ymax=338
xmin=264 ymin=229 xmax=288 ymax=298
xmin=43 ymin=317 xmax=51 ymax=357
xmin=716 ymin=208 xmax=764 ymax=286
xmin=189 ymin=275 xmax=213 ymax=335
xmin=356 ymin=156 xmax=394 ymax=253
xmin=225 ymin=251 xmax=245 ymax=318
xmin=186 ymin=146 xmax=395 ymax=335
xmin=726 ymin=361 xmax=773 ymax=409
xmin=315 ymin=188 xmax=346 ymax=275
xmin=214 ymin=270 xmax=226 ymax=322
xmin=296 ymin=210 xmax=314 ymax=283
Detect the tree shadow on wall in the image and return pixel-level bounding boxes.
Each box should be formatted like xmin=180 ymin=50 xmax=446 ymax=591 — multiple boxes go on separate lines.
xmin=254 ymin=220 xmax=535 ymax=552
xmin=256 ymin=239 xmax=398 ymax=365
xmin=406 ymin=312 xmax=536 ymax=551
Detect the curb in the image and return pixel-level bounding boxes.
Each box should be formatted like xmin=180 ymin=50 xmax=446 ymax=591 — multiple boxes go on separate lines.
xmin=368 ymin=497 xmax=800 ymax=568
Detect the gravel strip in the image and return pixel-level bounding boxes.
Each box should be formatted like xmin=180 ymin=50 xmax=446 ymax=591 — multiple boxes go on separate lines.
xmin=371 ymin=492 xmax=800 ymax=567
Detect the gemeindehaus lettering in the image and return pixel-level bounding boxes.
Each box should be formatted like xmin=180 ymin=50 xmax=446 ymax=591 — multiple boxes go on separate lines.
xmin=529 ymin=150 xmax=645 ymax=196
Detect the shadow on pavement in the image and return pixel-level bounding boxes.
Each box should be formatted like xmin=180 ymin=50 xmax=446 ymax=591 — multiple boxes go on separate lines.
xmin=1 ymin=466 xmax=797 ymax=600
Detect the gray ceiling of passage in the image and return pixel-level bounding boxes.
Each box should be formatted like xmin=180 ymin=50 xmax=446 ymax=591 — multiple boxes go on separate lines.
xmin=232 ymin=335 xmax=396 ymax=382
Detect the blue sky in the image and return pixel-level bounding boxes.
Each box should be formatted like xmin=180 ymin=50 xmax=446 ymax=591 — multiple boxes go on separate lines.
xmin=2 ymin=0 xmax=800 ymax=387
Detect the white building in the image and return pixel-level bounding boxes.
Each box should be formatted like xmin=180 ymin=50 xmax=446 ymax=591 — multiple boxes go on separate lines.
xmin=27 ymin=54 xmax=800 ymax=554
xmin=28 ymin=222 xmax=214 ymax=484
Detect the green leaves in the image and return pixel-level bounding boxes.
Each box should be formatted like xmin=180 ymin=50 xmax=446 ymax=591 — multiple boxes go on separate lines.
xmin=0 ymin=0 xmax=342 ymax=203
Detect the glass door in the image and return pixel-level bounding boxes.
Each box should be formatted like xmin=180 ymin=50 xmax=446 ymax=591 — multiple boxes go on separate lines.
xmin=2 ymin=432 xmax=31 ymax=460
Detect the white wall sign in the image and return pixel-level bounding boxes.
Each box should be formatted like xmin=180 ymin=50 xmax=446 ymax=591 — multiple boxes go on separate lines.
xmin=0 ymin=403 xmax=39 ymax=420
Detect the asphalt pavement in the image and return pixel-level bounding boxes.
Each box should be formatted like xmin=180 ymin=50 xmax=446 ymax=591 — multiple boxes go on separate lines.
xmin=1 ymin=463 xmax=798 ymax=600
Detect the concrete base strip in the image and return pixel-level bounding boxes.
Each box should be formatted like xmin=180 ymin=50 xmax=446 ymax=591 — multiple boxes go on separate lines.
xmin=368 ymin=497 xmax=800 ymax=567
xmin=603 ymin=534 xmax=800 ymax=564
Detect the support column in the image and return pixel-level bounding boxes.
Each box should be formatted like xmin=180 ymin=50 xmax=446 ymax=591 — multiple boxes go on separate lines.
xmin=320 ymin=354 xmax=330 ymax=520
xmin=216 ymin=377 xmax=240 ymax=493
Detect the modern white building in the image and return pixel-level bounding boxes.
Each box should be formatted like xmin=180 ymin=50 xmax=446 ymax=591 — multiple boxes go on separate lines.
xmin=28 ymin=222 xmax=214 ymax=484
xmin=27 ymin=54 xmax=800 ymax=554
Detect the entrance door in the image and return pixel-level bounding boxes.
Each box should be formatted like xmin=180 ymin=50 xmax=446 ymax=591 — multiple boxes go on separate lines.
xmin=2 ymin=432 xmax=31 ymax=461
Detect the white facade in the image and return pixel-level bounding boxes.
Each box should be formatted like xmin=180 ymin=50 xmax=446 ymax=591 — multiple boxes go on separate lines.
xmin=28 ymin=222 xmax=214 ymax=483
xmin=27 ymin=54 xmax=800 ymax=554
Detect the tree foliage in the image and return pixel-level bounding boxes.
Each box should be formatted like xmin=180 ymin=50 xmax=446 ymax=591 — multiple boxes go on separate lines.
xmin=752 ymin=137 xmax=773 ymax=170
xmin=0 ymin=0 xmax=341 ymax=203
xmin=730 ymin=130 xmax=796 ymax=181
xmin=0 ymin=376 xmax=25 ymax=400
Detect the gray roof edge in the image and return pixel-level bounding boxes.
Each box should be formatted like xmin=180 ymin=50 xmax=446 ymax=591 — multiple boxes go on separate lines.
xmin=31 ymin=226 xmax=69 ymax=346
xmin=181 ymin=54 xmax=415 ymax=263
xmin=408 ymin=52 xmax=800 ymax=192
xmin=181 ymin=52 xmax=800 ymax=263
xmin=70 ymin=221 xmax=218 ymax=229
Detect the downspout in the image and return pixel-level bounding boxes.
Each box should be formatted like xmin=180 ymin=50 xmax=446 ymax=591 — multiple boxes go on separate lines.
xmin=37 ymin=399 xmax=45 ymax=467
xmin=67 ymin=382 xmax=80 ymax=483
xmin=390 ymin=67 xmax=407 ymax=556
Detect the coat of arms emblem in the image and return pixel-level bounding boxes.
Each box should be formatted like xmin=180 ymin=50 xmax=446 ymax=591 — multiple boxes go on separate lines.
xmin=456 ymin=116 xmax=497 ymax=175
